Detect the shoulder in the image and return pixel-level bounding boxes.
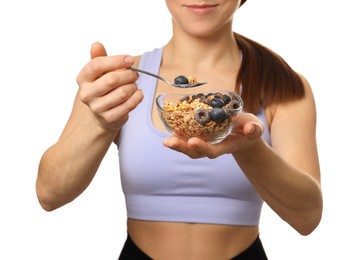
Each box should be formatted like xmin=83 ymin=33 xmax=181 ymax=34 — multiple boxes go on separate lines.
xmin=296 ymin=73 xmax=316 ymax=107
xmin=266 ymin=73 xmax=316 ymax=128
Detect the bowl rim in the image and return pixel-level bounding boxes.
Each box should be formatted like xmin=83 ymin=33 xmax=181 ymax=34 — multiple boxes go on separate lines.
xmin=155 ymin=90 xmax=243 ymax=113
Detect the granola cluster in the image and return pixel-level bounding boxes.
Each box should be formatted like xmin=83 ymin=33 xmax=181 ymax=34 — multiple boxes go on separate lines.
xmin=160 ymin=92 xmax=241 ymax=143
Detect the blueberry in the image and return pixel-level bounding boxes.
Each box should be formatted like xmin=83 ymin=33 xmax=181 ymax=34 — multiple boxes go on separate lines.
xmin=194 ymin=109 xmax=210 ymax=125
xmin=174 ymin=75 xmax=189 ymax=85
xmin=210 ymin=108 xmax=227 ymax=123
xmin=208 ymin=98 xmax=225 ymax=108
xmin=222 ymin=94 xmax=232 ymax=105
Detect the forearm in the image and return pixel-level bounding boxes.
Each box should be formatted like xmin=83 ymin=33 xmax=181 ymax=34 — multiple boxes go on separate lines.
xmin=233 ymin=139 xmax=323 ymax=235
xmin=36 ymin=115 xmax=118 ymax=211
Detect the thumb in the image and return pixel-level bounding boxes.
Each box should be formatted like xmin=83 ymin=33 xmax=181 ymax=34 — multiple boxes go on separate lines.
xmin=244 ymin=121 xmax=264 ymax=140
xmin=90 ymin=42 xmax=107 ymax=59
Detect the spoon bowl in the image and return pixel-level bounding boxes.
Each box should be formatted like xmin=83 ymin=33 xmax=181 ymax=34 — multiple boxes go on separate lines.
xmin=130 ymin=67 xmax=207 ymax=88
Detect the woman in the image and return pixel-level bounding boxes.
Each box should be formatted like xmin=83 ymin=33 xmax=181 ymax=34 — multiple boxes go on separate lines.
xmin=36 ymin=0 xmax=323 ymax=259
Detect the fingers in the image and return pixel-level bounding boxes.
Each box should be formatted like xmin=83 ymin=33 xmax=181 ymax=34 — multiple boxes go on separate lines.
xmin=86 ymin=81 xmax=139 ymax=115
xmin=235 ymin=113 xmax=264 ymax=139
xmin=163 ymin=137 xmax=204 ymax=159
xmin=90 ymin=42 xmax=107 ymax=59
xmin=80 ymin=68 xmax=139 ymax=102
xmin=75 ymin=42 xmax=143 ymax=130
xmin=163 ymin=112 xmax=265 ymax=159
xmin=163 ymin=137 xmax=222 ymax=159
xmin=77 ymin=42 xmax=139 ymax=104
xmin=77 ymin=55 xmax=136 ymax=84
xmin=112 ymin=89 xmax=144 ymax=120
xmin=243 ymin=121 xmax=264 ymax=140
xmin=77 ymin=41 xmax=135 ymax=84
xmin=94 ymin=88 xmax=144 ymax=130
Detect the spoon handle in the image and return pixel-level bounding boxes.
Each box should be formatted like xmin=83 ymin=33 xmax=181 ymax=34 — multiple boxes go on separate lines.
xmin=130 ymin=67 xmax=172 ymax=85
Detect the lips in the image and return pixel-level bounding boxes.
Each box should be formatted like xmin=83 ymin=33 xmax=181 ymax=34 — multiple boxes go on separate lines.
xmin=184 ymin=4 xmax=219 ymax=14
xmin=186 ymin=4 xmax=218 ymax=8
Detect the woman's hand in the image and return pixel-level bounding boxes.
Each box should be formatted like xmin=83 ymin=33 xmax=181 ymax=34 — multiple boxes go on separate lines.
xmin=76 ymin=42 xmax=143 ymax=131
xmin=163 ymin=112 xmax=264 ymax=159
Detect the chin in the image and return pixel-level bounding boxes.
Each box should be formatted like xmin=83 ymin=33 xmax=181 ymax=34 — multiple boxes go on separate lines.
xmin=178 ymin=17 xmax=230 ymax=38
xmin=184 ymin=24 xmax=223 ymax=38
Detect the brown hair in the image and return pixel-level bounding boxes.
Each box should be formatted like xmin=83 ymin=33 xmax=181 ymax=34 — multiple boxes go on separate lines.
xmin=234 ymin=32 xmax=305 ymax=113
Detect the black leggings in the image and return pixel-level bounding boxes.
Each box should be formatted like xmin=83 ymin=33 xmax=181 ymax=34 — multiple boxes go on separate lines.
xmin=119 ymin=234 xmax=268 ymax=260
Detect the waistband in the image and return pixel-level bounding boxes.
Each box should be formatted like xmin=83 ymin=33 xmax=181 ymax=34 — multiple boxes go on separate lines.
xmin=119 ymin=233 xmax=268 ymax=259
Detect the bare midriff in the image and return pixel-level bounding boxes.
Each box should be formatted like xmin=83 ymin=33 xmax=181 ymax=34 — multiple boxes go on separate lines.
xmin=127 ymin=218 xmax=259 ymax=260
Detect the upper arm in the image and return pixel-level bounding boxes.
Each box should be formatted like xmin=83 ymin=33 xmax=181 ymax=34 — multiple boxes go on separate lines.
xmin=268 ymin=75 xmax=321 ymax=183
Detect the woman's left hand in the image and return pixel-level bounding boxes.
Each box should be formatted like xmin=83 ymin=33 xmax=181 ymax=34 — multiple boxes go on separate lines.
xmin=163 ymin=112 xmax=264 ymax=159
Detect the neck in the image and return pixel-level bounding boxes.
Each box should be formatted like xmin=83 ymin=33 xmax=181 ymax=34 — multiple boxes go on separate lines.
xmin=162 ymin=23 xmax=240 ymax=71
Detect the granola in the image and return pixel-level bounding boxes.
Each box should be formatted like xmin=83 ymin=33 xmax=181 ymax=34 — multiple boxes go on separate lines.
xmin=161 ymin=92 xmax=241 ymax=143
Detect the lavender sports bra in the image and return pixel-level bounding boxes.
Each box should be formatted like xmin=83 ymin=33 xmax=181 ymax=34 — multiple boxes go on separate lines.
xmin=117 ymin=48 xmax=271 ymax=226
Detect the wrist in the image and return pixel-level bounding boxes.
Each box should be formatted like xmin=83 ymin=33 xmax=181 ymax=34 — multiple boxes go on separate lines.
xmin=232 ymin=138 xmax=269 ymax=162
xmin=89 ymin=111 xmax=124 ymax=138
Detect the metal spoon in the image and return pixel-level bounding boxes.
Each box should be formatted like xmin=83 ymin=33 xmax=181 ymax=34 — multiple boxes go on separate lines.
xmin=130 ymin=67 xmax=207 ymax=88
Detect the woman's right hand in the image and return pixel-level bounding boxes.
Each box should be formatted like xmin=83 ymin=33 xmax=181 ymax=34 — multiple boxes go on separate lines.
xmin=36 ymin=42 xmax=143 ymax=211
xmin=77 ymin=42 xmax=143 ymax=131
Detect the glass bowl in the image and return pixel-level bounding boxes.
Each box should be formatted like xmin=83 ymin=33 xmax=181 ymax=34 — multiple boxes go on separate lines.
xmin=156 ymin=90 xmax=243 ymax=144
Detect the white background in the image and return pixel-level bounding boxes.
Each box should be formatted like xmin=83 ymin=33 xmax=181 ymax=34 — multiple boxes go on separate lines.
xmin=1 ymin=0 xmax=360 ymax=259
